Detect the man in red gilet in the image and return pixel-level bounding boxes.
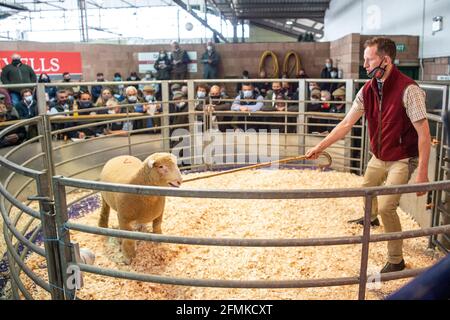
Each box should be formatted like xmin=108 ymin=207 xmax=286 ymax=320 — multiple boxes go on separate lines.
xmin=306 ymin=37 xmax=431 ymax=273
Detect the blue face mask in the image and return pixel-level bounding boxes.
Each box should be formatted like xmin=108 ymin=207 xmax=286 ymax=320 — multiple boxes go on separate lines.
xmin=128 ymin=96 xmax=137 ymax=103
xmin=243 ymin=90 xmax=253 ymax=98
xmin=24 ymin=95 xmax=33 ymax=103
xmin=145 ymin=95 xmax=154 ymax=102
xmin=114 ymin=77 xmax=121 ymax=81
xmin=197 ymin=91 xmax=206 ymax=98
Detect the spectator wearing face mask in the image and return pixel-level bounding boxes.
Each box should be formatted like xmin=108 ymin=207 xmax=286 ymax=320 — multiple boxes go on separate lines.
xmin=307 ymin=88 xmax=323 ymax=134
xmin=112 ymin=72 xmax=125 ymax=101
xmin=142 ymin=85 xmax=161 ymax=131
xmin=0 ymin=103 xmax=27 ymax=148
xmin=195 ymin=84 xmax=209 ymax=111
xmin=231 ymin=83 xmax=264 ymax=131
xmin=154 ymin=50 xmax=172 ymax=81
xmin=201 ymin=41 xmax=220 ymax=79
xmin=320 ymin=58 xmax=334 ymax=92
xmin=203 ymin=85 xmax=232 ymax=132
xmin=73 ymin=91 xmax=104 ymax=138
xmin=255 ymin=70 xmax=271 ymax=97
xmin=95 ymin=87 xmax=113 ymax=113
xmin=91 ymin=72 xmax=106 ymax=102
xmin=126 ymin=72 xmax=141 ymax=90
xmin=60 ymin=72 xmax=86 ymax=99
xmin=170 ymin=83 xmax=181 ymax=100
xmin=1 ymin=53 xmax=37 ymax=106
xmin=38 ymin=73 xmax=57 ymax=101
xmin=261 ymin=82 xmax=298 ymax=133
xmin=170 ymin=41 xmax=191 ymax=80
xmin=15 ymin=88 xmax=38 ymax=119
xmin=120 ymin=86 xmax=145 ymax=130
xmin=13 ymin=88 xmax=38 ymax=139
xmin=330 ymin=87 xmax=346 ymax=114
xmin=236 ymin=70 xmax=250 ymax=95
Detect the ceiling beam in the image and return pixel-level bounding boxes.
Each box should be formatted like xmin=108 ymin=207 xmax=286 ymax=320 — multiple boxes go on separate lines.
xmin=0 ymin=1 xmax=28 ymax=10
xmin=172 ymin=0 xmax=229 ymax=43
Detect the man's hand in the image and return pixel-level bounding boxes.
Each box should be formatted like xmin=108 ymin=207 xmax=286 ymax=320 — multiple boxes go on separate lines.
xmin=415 ymin=171 xmax=429 ymax=196
xmin=239 ymin=106 xmax=249 ymax=112
xmin=305 ymin=146 xmax=323 ymax=160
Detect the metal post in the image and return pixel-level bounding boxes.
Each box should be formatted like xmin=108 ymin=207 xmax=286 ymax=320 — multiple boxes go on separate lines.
xmin=52 ymin=177 xmax=75 ymax=300
xmin=187 ymin=80 xmax=196 ymax=167
xmin=297 ymin=79 xmax=306 ymax=156
xmin=345 ymin=79 xmax=354 ymax=171
xmin=161 ymin=82 xmax=171 ymax=153
xmin=37 ymin=82 xmax=56 ymax=193
xmin=35 ymin=173 xmax=64 ymax=299
xmin=358 ymin=193 xmax=373 ymax=300
xmin=233 ymin=19 xmax=238 ymax=43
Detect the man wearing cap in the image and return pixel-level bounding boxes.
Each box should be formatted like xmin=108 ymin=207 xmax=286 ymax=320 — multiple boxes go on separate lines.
xmin=306 ymin=37 xmax=431 ymax=273
xmin=142 ymin=85 xmax=161 ymax=130
xmin=1 ymin=53 xmax=37 ymax=106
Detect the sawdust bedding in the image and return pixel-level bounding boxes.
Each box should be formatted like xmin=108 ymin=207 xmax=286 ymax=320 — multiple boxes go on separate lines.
xmin=20 ymin=169 xmax=443 ymax=300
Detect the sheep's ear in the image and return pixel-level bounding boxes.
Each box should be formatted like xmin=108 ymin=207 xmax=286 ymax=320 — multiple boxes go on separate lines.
xmin=147 ymin=158 xmax=156 ymax=169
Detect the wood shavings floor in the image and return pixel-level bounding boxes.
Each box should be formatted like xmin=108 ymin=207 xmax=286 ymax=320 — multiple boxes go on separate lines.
xmin=21 ymin=169 xmax=444 ymax=300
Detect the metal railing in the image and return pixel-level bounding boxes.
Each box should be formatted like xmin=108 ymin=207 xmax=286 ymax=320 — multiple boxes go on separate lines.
xmin=0 ymin=78 xmax=449 ymax=300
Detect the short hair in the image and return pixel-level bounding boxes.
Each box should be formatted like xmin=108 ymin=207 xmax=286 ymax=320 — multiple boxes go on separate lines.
xmin=56 ymin=89 xmax=67 ymax=96
xmin=62 ymin=72 xmax=70 ymax=77
xmin=114 ymin=72 xmax=121 ymax=78
xmin=101 ymin=87 xmax=113 ymax=95
xmin=125 ymin=86 xmax=137 ymax=95
xmin=20 ymin=88 xmax=33 ymax=97
xmin=80 ymin=92 xmax=91 ymax=98
xmin=242 ymin=83 xmax=253 ymax=88
xmin=242 ymin=70 xmax=249 ymax=77
xmin=97 ymin=72 xmax=104 ymax=77
xmin=196 ymin=84 xmax=208 ymax=91
xmin=364 ymin=37 xmax=397 ymax=61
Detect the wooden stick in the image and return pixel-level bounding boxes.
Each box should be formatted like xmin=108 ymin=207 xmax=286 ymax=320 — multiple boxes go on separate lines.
xmin=183 ymin=152 xmax=332 ymax=183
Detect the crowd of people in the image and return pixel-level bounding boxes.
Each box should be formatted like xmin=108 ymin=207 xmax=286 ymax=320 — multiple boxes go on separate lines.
xmin=0 ymin=41 xmax=346 ymax=147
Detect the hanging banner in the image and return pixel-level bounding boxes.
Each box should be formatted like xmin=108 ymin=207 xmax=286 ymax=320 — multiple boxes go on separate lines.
xmin=0 ymin=51 xmax=82 ymax=75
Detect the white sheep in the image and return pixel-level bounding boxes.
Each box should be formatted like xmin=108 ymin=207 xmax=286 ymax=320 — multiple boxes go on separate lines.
xmin=98 ymin=152 xmax=182 ymax=264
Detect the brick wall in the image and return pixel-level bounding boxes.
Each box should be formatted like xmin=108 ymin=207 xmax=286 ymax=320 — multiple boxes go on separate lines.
xmin=422 ymin=57 xmax=450 ymax=81
xmin=0 ymin=41 xmax=330 ymax=82
xmin=6 ymin=34 xmax=446 ymax=84
xmin=330 ymin=33 xmax=361 ymax=79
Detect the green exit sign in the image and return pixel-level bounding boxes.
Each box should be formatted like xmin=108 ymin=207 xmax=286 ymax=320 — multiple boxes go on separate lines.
xmin=396 ymin=44 xmax=406 ymax=52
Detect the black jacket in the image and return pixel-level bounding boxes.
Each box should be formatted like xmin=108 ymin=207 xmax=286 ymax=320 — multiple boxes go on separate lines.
xmin=1 ymin=63 xmax=37 ymax=93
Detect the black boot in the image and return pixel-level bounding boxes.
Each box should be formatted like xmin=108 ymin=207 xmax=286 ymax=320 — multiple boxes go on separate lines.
xmin=348 ymin=217 xmax=380 ymax=227
xmin=380 ymin=259 xmax=405 ymax=273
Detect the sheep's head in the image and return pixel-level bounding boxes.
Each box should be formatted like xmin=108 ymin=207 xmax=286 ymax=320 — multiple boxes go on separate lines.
xmin=144 ymin=153 xmax=182 ymax=188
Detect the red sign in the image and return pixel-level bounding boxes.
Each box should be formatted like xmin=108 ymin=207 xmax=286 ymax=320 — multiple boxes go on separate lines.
xmin=0 ymin=51 xmax=82 ymax=75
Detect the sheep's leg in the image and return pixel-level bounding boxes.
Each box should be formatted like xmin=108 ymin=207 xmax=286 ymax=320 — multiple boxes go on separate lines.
xmin=152 ymin=214 xmax=163 ymax=234
xmin=119 ymin=218 xmax=136 ymax=264
xmin=98 ymin=197 xmax=110 ymax=228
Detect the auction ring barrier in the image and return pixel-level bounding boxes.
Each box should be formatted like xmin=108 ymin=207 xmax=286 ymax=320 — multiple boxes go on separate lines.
xmin=0 ymin=79 xmax=449 ymax=300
